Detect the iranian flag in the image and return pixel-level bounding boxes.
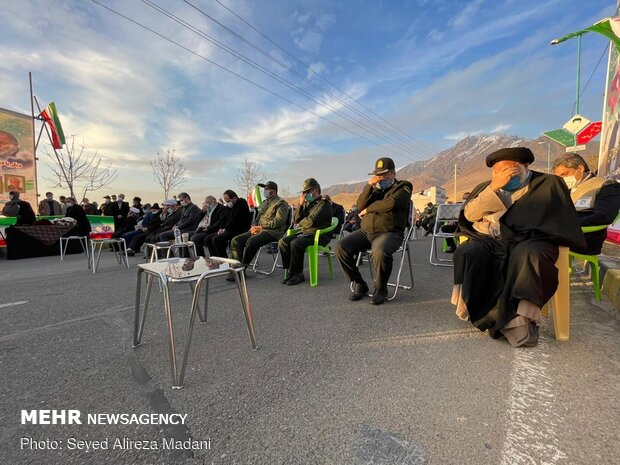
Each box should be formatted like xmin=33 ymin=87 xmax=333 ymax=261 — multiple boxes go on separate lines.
xmin=247 ymin=185 xmax=262 ymax=208
xmin=552 ymin=16 xmax=620 ymax=52
xmin=39 ymin=101 xmax=66 ymax=149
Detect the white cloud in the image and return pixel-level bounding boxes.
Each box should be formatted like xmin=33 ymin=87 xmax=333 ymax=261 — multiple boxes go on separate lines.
xmin=291 ymin=12 xmax=336 ymax=54
xmin=449 ymin=0 xmax=485 ymax=29
xmin=491 ymin=123 xmax=511 ymax=133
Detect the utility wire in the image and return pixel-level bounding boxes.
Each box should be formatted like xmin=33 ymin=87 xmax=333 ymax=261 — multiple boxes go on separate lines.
xmin=182 ymin=0 xmax=436 ymax=159
xmin=211 ymin=0 xmax=437 ymax=156
xmin=141 ymin=0 xmax=429 ymax=161
xmin=90 ymin=0 xmax=420 ymax=162
xmin=571 ymin=42 xmax=609 ymax=116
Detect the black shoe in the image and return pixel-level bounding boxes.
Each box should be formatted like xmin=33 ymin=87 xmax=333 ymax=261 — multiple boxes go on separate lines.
xmin=423 ymin=230 xmax=431 ymax=236
xmin=520 ymin=323 xmax=539 ymax=347
xmin=225 ymin=273 xmax=236 ymax=282
xmin=286 ymin=273 xmax=305 ymax=286
xmin=127 ymin=249 xmax=135 ymax=257
xmin=349 ymin=281 xmax=369 ymax=301
xmin=370 ymin=290 xmax=387 ymax=305
xmin=281 ymin=273 xmax=291 ymax=285
xmin=445 ymin=246 xmax=456 ymax=254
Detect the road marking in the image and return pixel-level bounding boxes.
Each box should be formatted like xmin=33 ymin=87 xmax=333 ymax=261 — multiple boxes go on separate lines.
xmin=499 ymin=325 xmax=567 ymax=465
xmin=0 ymin=301 xmax=28 ymax=309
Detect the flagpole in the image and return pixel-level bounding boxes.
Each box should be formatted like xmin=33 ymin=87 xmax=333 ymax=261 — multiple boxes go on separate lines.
xmin=29 ymin=72 xmax=40 ymax=200
xmin=575 ymin=35 xmax=582 ymax=115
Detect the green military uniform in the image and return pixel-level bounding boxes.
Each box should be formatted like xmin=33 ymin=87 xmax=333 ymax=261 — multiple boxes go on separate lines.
xmin=230 ymin=184 xmax=290 ymax=267
xmin=279 ymin=178 xmax=333 ymax=281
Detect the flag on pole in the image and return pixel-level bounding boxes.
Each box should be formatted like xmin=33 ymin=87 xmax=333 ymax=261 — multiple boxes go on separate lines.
xmin=39 ymin=101 xmax=66 ymax=149
xmin=552 ymin=16 xmax=620 ymax=52
xmin=247 ymin=184 xmax=262 ymax=208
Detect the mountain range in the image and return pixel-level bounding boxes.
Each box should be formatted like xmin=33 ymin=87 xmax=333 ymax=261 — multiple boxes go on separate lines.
xmin=324 ymin=134 xmax=600 ymax=207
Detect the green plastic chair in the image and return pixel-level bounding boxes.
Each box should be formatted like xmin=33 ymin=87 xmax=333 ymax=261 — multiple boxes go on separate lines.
xmin=569 ymin=213 xmax=620 ymax=300
xmin=285 ymin=217 xmax=338 ymax=287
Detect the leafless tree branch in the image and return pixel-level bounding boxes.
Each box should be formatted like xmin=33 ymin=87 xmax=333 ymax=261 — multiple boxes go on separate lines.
xmin=234 ymin=159 xmax=265 ymax=198
xmin=151 ymin=149 xmax=187 ymax=198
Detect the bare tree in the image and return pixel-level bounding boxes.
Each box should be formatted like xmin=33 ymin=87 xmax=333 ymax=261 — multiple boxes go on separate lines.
xmin=234 ymin=159 xmax=265 ymax=198
xmin=151 ymin=149 xmax=187 ymax=198
xmin=44 ymin=135 xmax=117 ymax=199
xmin=279 ymin=185 xmax=291 ymax=199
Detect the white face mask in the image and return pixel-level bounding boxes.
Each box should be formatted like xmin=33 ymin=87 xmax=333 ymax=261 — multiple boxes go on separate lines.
xmin=180 ymin=200 xmax=188 ymax=207
xmin=66 ymin=202 xmax=74 ymax=207
xmin=562 ymin=175 xmax=578 ymax=190
xmin=167 ymin=207 xmax=174 ymax=214
xmin=226 ymin=201 xmax=234 ymax=208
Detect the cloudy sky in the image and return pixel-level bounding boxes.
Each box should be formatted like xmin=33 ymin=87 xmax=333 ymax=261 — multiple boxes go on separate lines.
xmin=0 ymin=0 xmax=615 ymax=201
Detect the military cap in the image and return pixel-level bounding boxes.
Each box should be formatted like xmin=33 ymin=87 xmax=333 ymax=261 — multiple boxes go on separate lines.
xmin=299 ymin=178 xmax=319 ymax=193
xmin=369 ymin=157 xmax=396 ymax=175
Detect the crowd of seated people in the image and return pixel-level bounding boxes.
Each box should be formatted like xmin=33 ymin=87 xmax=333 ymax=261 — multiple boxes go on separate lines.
xmin=3 ymin=149 xmax=618 ymax=345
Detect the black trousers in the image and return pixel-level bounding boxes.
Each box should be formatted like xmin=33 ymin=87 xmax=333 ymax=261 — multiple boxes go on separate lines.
xmin=205 ymin=231 xmax=234 ymax=258
xmin=454 ymin=239 xmax=558 ymax=338
xmin=335 ymin=229 xmax=403 ymax=293
xmin=230 ymin=230 xmax=282 ymax=266
xmin=190 ymin=231 xmax=210 ymax=256
xmin=441 ymin=223 xmax=458 ymax=248
xmin=278 ymin=233 xmax=330 ymax=275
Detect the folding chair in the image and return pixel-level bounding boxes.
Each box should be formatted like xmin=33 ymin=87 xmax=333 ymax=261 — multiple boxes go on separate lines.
xmin=354 ymin=226 xmax=414 ymax=301
xmin=250 ymin=206 xmax=294 ymax=275
xmin=429 ymin=203 xmax=463 ymax=267
xmin=284 ymin=217 xmax=339 ymax=287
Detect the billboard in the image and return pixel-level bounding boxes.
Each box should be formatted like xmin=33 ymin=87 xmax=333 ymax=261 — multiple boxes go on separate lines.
xmin=0 ymin=107 xmax=37 ymax=205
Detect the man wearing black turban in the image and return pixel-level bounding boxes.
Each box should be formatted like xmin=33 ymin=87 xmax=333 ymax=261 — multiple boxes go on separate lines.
xmin=451 ymin=147 xmax=586 ymax=347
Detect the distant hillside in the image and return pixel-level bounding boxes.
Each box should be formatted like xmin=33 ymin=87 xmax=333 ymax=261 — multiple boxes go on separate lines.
xmin=325 ymin=134 xmax=600 ymax=204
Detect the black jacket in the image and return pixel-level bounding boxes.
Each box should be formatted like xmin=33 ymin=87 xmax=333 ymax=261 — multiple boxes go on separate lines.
xmin=223 ymin=198 xmax=251 ymax=236
xmin=356 ymin=180 xmax=413 ymax=234
xmin=576 ymin=181 xmax=620 ymax=254
xmin=294 ymin=197 xmax=333 ymax=234
xmin=331 ymin=201 xmax=345 ymax=234
xmin=205 ymin=204 xmax=226 ymax=234
xmin=65 ymin=204 xmax=92 ymax=236
xmin=175 ymin=202 xmax=202 ymax=233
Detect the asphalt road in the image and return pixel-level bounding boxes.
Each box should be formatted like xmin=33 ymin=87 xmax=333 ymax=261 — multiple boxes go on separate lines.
xmin=0 ymin=236 xmax=618 ymax=465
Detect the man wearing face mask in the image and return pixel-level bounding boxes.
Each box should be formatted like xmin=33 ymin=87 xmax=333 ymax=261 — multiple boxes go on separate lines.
xmin=552 ymin=153 xmax=620 ymax=255
xmin=145 ymin=199 xmax=182 ymax=244
xmin=125 ymin=203 xmax=161 ymax=256
xmin=452 ymin=147 xmax=585 ymax=348
xmin=190 ymin=196 xmax=224 ymax=257
xmin=279 ymin=178 xmax=332 ymax=285
xmin=156 ymin=193 xmax=202 ymax=242
xmin=204 ymin=190 xmax=251 ymax=257
xmin=38 ymin=192 xmax=62 ymax=216
xmin=227 ymin=181 xmax=289 ymax=276
xmin=2 ymin=191 xmax=36 ymax=225
xmin=65 ymin=196 xmax=92 ymax=236
xmin=101 ymin=195 xmax=114 ymax=216
xmin=335 ymin=157 xmax=413 ymax=305
xmin=110 ymin=193 xmax=129 ymax=230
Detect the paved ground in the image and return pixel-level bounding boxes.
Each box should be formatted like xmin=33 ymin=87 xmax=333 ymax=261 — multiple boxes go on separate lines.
xmin=0 ymin=236 xmax=618 ymax=465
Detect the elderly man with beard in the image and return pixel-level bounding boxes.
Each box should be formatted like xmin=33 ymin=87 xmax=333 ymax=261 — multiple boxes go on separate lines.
xmin=451 ymin=147 xmax=585 ymax=348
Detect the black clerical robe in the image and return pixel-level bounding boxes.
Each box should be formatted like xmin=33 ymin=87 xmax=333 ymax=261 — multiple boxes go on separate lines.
xmin=453 ymin=171 xmax=586 ymax=338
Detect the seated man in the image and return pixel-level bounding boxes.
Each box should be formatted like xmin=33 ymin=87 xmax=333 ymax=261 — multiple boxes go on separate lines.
xmin=64 ymin=197 xmax=92 ymax=236
xmin=204 ymin=190 xmax=250 ymax=257
xmin=452 ymin=147 xmax=585 ymax=348
xmin=191 ymin=196 xmax=224 ymax=256
xmin=145 ymin=200 xmax=181 ymax=244
xmin=113 ymin=207 xmax=140 ymax=239
xmin=126 ymin=203 xmax=161 ymax=256
xmin=156 ymin=192 xmax=202 ymax=242
xmin=420 ymin=202 xmax=436 ymax=235
xmin=279 ymin=178 xmax=332 ymax=285
xmin=335 ymin=157 xmax=412 ymax=305
xmin=552 ymin=153 xmax=620 ymax=255
xmin=2 ymin=191 xmax=36 ymax=225
xmin=343 ymin=206 xmax=361 ymax=233
xmin=228 ymin=181 xmax=289 ymax=277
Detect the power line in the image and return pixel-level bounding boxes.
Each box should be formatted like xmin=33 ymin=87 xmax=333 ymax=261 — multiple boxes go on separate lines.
xmin=571 ymin=42 xmax=609 ymax=116
xmin=211 ymin=0 xmax=437 ymax=157
xmin=181 ymin=0 xmax=436 ymax=159
xmin=89 ymin=0 xmax=421 ymax=163
xmin=140 ymin=0 xmax=429 ymax=161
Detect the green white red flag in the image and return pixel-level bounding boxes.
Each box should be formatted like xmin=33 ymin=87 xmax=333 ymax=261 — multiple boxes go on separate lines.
xmin=39 ymin=101 xmax=66 ymax=149
xmin=247 ymin=184 xmax=262 ymax=208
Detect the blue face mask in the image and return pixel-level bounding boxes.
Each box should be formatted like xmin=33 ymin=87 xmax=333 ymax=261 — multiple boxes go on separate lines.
xmin=503 ymin=176 xmax=523 ymax=192
xmin=263 ymin=190 xmax=271 ymax=199
xmin=305 ymin=193 xmax=314 ymax=203
xmin=377 ymin=179 xmax=394 ymax=190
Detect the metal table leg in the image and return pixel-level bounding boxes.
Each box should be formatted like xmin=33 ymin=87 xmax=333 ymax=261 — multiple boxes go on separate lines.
xmin=234 ymin=270 xmax=258 ymax=350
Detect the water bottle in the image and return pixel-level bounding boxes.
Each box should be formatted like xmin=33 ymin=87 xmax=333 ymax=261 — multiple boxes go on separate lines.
xmin=173 ymin=226 xmax=181 ymax=244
